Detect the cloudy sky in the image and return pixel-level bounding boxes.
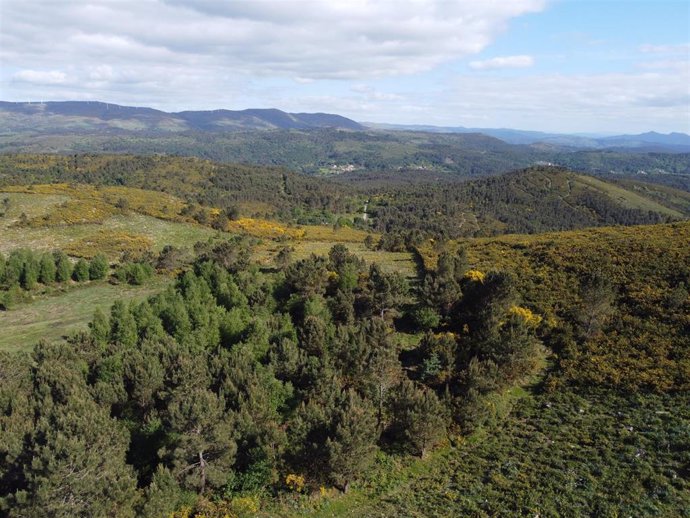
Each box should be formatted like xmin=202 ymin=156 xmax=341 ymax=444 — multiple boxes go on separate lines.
xmin=1 ymin=0 xmax=688 ymax=133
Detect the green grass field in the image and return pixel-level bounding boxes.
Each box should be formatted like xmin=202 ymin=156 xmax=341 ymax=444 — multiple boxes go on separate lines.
xmin=0 ymin=276 xmax=171 ymax=353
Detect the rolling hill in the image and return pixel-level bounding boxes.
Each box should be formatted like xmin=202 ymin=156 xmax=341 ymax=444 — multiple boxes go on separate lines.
xmin=367 ymin=166 xmax=690 ymax=239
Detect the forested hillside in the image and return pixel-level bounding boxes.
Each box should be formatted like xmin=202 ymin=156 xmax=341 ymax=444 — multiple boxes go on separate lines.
xmin=0 ymin=152 xmax=689 ymax=517
xmin=2 ymin=155 xmax=688 ymax=239
xmin=3 ymin=126 xmax=689 ymax=185
xmin=367 ymin=166 xmax=690 ymax=240
xmin=0 ymin=154 xmax=357 ymax=224
xmin=1 ymin=220 xmax=688 ymax=517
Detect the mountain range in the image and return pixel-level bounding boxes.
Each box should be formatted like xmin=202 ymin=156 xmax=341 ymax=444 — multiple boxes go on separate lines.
xmin=366 ymin=122 xmax=690 ymax=152
xmin=0 ymin=101 xmax=365 ymax=133
xmin=1 ymin=101 xmax=688 ymax=152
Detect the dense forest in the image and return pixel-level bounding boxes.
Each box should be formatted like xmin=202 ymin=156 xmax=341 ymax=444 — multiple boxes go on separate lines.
xmin=366 ymin=166 xmax=689 ymax=240
xmin=0 ymin=154 xmax=357 ymax=224
xmin=3 ymin=128 xmax=689 ymax=185
xmin=0 ymin=242 xmax=547 ymax=516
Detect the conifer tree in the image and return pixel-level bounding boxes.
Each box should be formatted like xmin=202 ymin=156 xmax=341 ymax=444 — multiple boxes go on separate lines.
xmin=161 ymin=387 xmax=237 ymax=494
xmin=326 ymin=390 xmax=378 ymax=492
xmin=9 ymin=342 xmax=137 ymax=518
xmin=19 ymin=252 xmax=39 ymax=290
xmin=391 ymin=379 xmax=447 ymax=458
xmin=89 ymin=307 xmax=110 ymax=345
xmin=365 ymin=264 xmax=409 ymax=319
xmin=0 ymin=252 xmax=6 ymax=285
xmin=110 ymin=300 xmax=138 ymax=348
xmin=72 ymin=258 xmax=90 ymax=282
xmin=89 ymin=253 xmax=109 ymax=280
xmin=38 ymin=253 xmax=56 ymax=284
xmin=53 ymin=250 xmax=72 ymax=283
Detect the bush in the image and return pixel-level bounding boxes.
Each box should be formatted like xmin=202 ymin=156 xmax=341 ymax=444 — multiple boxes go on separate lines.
xmin=115 ymin=262 xmax=154 ymax=285
xmin=413 ymin=306 xmax=441 ymax=330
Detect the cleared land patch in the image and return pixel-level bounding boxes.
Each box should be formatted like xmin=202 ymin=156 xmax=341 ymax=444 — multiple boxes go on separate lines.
xmin=0 ymin=276 xmax=170 ymax=352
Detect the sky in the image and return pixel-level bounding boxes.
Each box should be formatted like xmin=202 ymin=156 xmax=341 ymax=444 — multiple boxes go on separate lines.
xmin=1 ymin=0 xmax=689 ymax=134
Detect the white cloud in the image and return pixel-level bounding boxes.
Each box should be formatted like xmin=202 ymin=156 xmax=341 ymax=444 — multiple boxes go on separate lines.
xmin=12 ymin=70 xmax=68 ymax=85
xmin=433 ymin=68 xmax=690 ymax=133
xmin=0 ymin=0 xmax=546 ymax=83
xmin=638 ymin=43 xmax=690 ymax=54
xmin=469 ymin=55 xmax=535 ymax=70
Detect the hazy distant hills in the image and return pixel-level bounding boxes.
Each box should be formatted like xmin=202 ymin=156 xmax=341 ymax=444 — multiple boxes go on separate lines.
xmin=3 ymin=101 xmax=688 ymax=152
xmin=367 ymin=122 xmax=690 ymax=152
xmin=0 ymin=101 xmax=365 ymax=133
xmin=1 ymin=101 xmax=689 ymax=192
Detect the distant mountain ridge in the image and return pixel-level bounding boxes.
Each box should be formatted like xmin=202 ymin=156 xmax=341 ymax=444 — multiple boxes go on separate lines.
xmin=366 ymin=122 xmax=690 ymax=152
xmin=0 ymin=101 xmax=365 ymax=132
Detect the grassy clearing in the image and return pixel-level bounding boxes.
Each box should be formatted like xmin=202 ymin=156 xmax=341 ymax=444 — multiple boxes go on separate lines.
xmin=255 ymin=240 xmax=416 ymax=277
xmin=574 ymin=174 xmax=685 ymax=217
xmin=0 ymin=192 xmax=69 ymax=223
xmin=0 ymin=276 xmax=171 ymax=353
xmin=1 ymin=207 xmax=217 ymax=258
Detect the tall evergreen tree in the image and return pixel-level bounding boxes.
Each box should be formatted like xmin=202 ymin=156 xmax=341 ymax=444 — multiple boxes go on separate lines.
xmin=19 ymin=252 xmax=39 ymax=290
xmin=72 ymin=259 xmax=90 ymax=282
xmin=326 ymin=390 xmax=378 ymax=492
xmin=161 ymin=388 xmax=237 ymax=494
xmin=390 ymin=379 xmax=447 ymax=458
xmin=110 ymin=301 xmax=138 ymax=348
xmin=53 ymin=250 xmax=72 ymax=283
xmin=89 ymin=253 xmax=109 ymax=280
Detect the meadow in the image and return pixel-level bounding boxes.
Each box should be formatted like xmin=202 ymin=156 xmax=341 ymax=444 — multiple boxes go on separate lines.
xmin=0 ymin=276 xmax=170 ymax=353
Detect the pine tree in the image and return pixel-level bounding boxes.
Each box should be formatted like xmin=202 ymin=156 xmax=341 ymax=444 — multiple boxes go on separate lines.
xmin=109 ymin=301 xmax=138 ymax=348
xmin=72 ymin=258 xmax=90 ymax=282
xmin=9 ymin=342 xmax=137 ymax=518
xmin=275 ymin=246 xmax=294 ymax=270
xmin=0 ymin=252 xmax=6 ymax=285
xmin=366 ymin=264 xmax=409 ymax=319
xmin=5 ymin=250 xmax=26 ymax=287
xmin=161 ymin=387 xmax=237 ymax=494
xmin=138 ymin=466 xmax=184 ymax=518
xmin=89 ymin=307 xmax=110 ymax=345
xmin=0 ymin=353 xmax=33 ymax=509
xmin=53 ymin=250 xmax=72 ymax=283
xmin=38 ymin=253 xmax=57 ymax=284
xmin=20 ymin=251 xmax=39 ymax=290
xmin=391 ymin=379 xmax=447 ymax=458
xmin=89 ymin=253 xmax=109 ymax=280
xmin=326 ymin=390 xmax=378 ymax=492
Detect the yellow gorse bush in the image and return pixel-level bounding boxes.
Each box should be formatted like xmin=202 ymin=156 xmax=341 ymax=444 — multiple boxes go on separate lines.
xmin=227 ymin=218 xmax=303 ymax=239
xmin=465 ymin=269 xmax=486 ymax=283
xmin=508 ymin=305 xmax=543 ymax=327
xmin=285 ymin=473 xmax=306 ymax=492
